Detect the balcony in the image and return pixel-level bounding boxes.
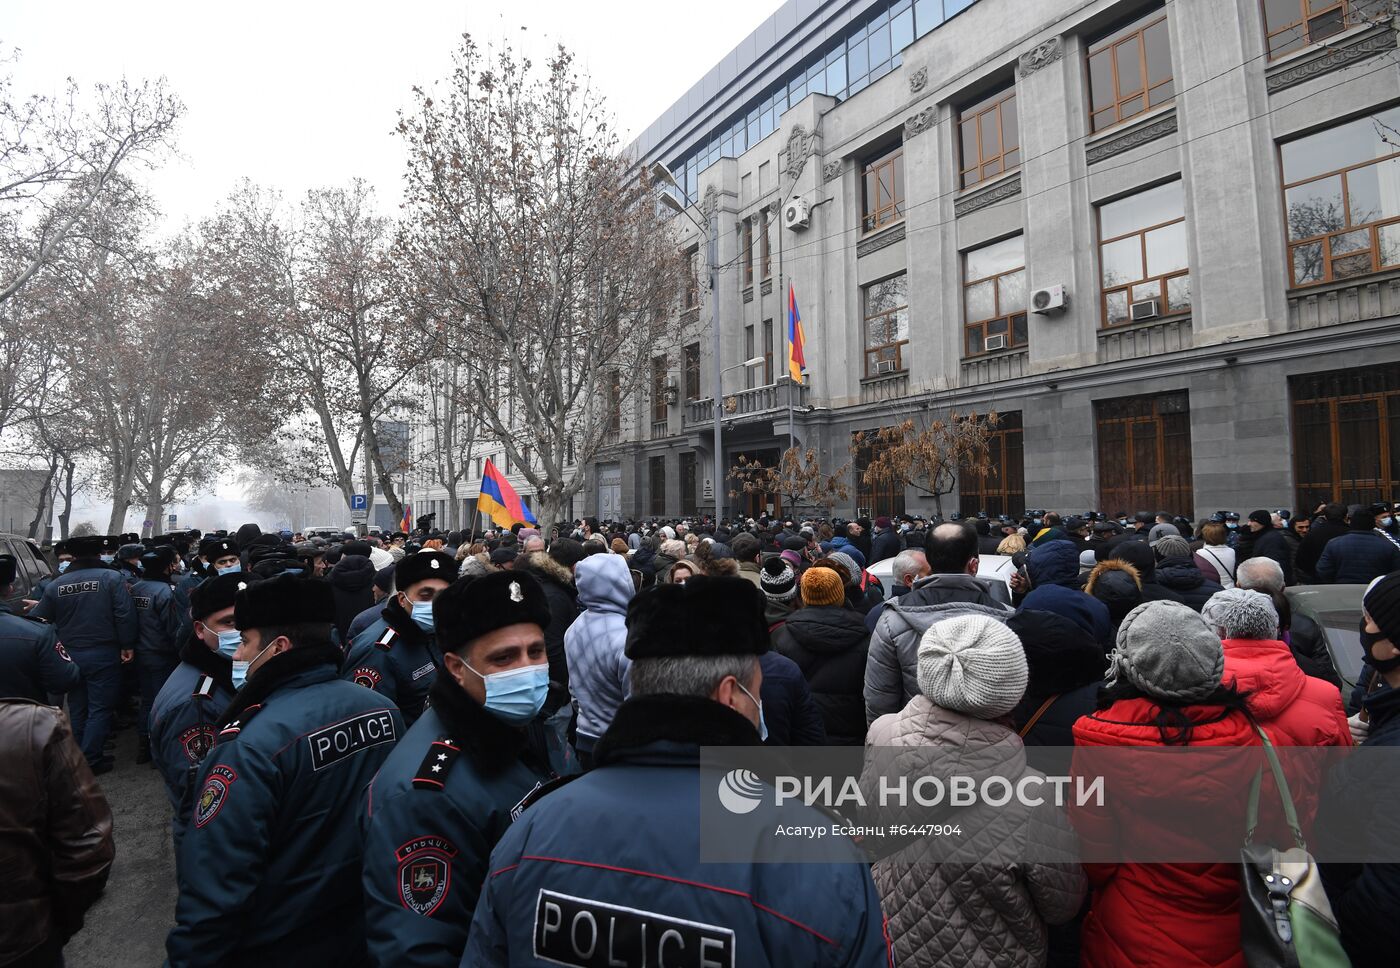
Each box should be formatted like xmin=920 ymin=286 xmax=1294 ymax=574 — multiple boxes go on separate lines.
xmin=650 ymin=419 xmax=670 ymax=440
xmin=685 ymin=381 xmax=809 ymax=427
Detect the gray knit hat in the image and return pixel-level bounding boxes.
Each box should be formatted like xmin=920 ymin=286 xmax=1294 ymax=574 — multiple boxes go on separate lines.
xmin=1110 ymin=600 xmax=1226 ymax=704
xmin=1201 ymin=588 xmax=1279 ymax=641
xmin=1148 ymin=523 xmax=1180 ymax=543
xmin=1151 ymin=534 xmax=1192 ymax=560
xmin=828 ymin=552 xmax=862 ymax=587
xmin=916 ymin=615 xmax=1028 ymax=720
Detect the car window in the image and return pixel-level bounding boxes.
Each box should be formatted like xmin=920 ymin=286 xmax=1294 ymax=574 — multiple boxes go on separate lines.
xmin=18 ymin=541 xmax=51 ymax=589
xmin=1315 ymin=613 xmax=1365 ymax=689
xmin=0 ymin=538 xmax=23 ymax=602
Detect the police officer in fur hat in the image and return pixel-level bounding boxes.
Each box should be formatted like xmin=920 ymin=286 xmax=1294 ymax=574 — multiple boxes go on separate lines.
xmin=359 ymin=571 xmax=576 ymax=967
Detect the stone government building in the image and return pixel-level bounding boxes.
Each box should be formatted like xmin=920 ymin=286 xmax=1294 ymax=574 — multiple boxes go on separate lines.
xmin=605 ymin=0 xmax=1400 ymax=523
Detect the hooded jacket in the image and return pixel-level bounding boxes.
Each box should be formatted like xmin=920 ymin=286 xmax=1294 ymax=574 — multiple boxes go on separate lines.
xmin=866 ymin=588 xmax=1013 ymax=725
xmin=864 ymin=697 xmax=1085 ymax=968
xmin=329 ymin=554 xmax=378 ymax=645
xmin=1105 ymin=543 xmax=1186 ymax=605
xmin=563 ymin=553 xmax=634 ymax=746
xmin=1154 ymin=555 xmax=1223 ymax=612
xmin=771 ymin=605 xmax=871 ymax=745
xmin=1072 ymin=700 xmax=1260 ymax=968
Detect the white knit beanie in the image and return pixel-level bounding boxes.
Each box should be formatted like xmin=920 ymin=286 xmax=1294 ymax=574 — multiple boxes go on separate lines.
xmin=916 ymin=615 xmax=1028 ymax=720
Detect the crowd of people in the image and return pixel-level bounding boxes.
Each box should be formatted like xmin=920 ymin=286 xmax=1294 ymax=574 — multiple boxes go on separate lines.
xmin=1 ymin=498 xmax=1398 ymax=967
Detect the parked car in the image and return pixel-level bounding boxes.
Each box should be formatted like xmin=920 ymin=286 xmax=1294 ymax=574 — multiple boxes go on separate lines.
xmin=867 ymin=553 xmax=1016 ymax=601
xmin=0 ymin=533 xmax=55 ymax=609
xmin=1285 ymin=584 xmax=1365 ymax=709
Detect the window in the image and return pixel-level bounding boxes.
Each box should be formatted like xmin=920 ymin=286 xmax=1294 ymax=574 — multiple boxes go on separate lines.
xmin=762 ymin=319 xmax=774 ymax=385
xmin=684 ymin=343 xmax=701 ymax=400
xmin=1281 ymin=106 xmax=1400 ymax=288
xmin=863 ymin=273 xmax=909 ymax=376
xmin=680 ymin=452 xmax=698 ymax=513
xmin=1098 ymin=181 xmax=1190 ymax=327
xmin=649 ymin=457 xmax=667 ymax=516
xmin=742 ymin=219 xmax=754 ymax=286
xmin=760 ymin=209 xmax=772 ymax=279
xmin=854 ymin=433 xmax=906 ymax=519
xmin=744 ymin=325 xmax=757 ymax=389
xmin=651 ymin=356 xmax=668 ymax=423
xmin=959 ymin=412 xmax=1024 ymax=518
xmin=963 ymin=235 xmax=1028 ymax=356
xmin=1262 ymin=0 xmax=1385 ymax=58
xmin=1291 ymin=364 xmax=1400 ymax=511
xmin=1087 ymin=9 xmax=1174 ymax=133
xmin=684 ymin=248 xmax=700 ymax=309
xmin=862 ymin=145 xmax=905 ymax=233
xmin=1095 ymin=391 xmax=1193 ymax=516
xmin=959 ymin=85 xmax=1020 ymax=188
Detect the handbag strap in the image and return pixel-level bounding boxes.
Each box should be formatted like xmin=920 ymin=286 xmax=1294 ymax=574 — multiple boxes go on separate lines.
xmin=1243 ymin=725 xmax=1307 ymax=850
xmin=1018 ymin=693 xmax=1060 ymax=738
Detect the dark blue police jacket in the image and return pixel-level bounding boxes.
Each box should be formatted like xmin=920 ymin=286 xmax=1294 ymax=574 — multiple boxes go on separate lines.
xmin=360 ymin=672 xmax=577 ymax=967
xmin=131 ymin=578 xmax=181 ymax=657
xmin=464 ymin=694 xmax=892 ymax=967
xmin=28 ymin=558 xmax=137 ymax=653
xmin=0 ymin=601 xmax=80 ymax=700
xmin=342 ymin=599 xmax=443 ymax=727
xmin=166 ymin=651 xmax=402 ymax=968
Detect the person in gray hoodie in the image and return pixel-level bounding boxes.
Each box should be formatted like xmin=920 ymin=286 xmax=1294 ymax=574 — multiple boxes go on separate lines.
xmin=563 ymin=552 xmax=635 ymax=767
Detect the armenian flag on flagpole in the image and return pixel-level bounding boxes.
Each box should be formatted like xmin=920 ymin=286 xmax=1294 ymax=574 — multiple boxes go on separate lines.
xmin=787 ymin=284 xmax=807 ymax=385
xmin=478 ymin=459 xmax=539 ymax=529
xmin=399 ymin=503 xmax=412 ymax=534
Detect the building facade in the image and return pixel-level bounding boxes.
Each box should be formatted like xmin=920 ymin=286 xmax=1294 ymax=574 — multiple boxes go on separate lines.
xmin=379 ymin=0 xmax=1400 ymax=529
xmin=597 ymin=0 xmax=1400 ymax=523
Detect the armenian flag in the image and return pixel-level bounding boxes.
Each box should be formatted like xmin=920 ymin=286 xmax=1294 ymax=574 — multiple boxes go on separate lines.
xmin=787 ymin=284 xmax=806 ymax=385
xmin=478 ymin=459 xmax=538 ymax=528
xmin=399 ymin=503 xmax=412 ymax=534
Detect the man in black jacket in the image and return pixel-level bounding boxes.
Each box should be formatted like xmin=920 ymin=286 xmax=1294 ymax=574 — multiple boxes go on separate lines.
xmin=1243 ymin=509 xmax=1295 ymax=585
xmin=1316 ymin=504 xmax=1400 ymax=585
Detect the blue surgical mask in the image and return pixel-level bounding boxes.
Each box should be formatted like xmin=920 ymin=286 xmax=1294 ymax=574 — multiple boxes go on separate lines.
xmin=216 ymin=629 xmax=241 ymax=659
xmin=57 ymin=561 xmax=70 ymax=573
xmin=410 ymin=601 xmax=435 ymax=632
xmin=1382 ymin=517 xmax=1395 ymax=529
xmin=737 ymin=681 xmax=768 ymax=742
xmin=231 ymin=660 xmax=251 ymax=689
xmin=217 ymin=564 xmax=241 ymax=575
xmin=1227 ymin=522 xmax=1238 ymax=530
xmin=100 ymin=554 xmax=115 ymax=563
xmin=465 ymin=661 xmax=548 ymax=724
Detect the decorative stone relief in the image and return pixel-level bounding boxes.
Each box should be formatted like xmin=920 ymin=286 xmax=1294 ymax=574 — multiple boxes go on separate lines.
xmin=1086 ymin=112 xmax=1178 ymax=165
xmin=1266 ymin=26 xmax=1396 ymax=93
xmin=1017 ymin=38 xmax=1062 ymax=78
xmin=909 ymin=67 xmax=928 ymax=93
xmin=823 ymin=161 xmax=842 ymax=183
xmin=785 ymin=125 xmax=813 ymax=180
xmin=954 ymin=174 xmax=1022 ymax=218
xmin=856 ymin=222 xmax=905 ymax=259
xmin=701 ymin=185 xmax=719 ymax=218
xmin=904 ymin=107 xmax=936 ymax=138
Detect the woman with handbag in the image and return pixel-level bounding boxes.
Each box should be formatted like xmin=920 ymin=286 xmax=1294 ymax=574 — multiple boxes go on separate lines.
xmin=1071 ymin=600 xmax=1260 ymax=968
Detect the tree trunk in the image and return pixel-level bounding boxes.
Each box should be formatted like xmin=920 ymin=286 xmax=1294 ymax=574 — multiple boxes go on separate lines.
xmin=540 ymin=496 xmax=564 ymax=544
xmin=107 ymin=498 xmax=130 ymax=535
xmin=142 ymin=483 xmax=165 ymax=538
xmin=444 ymin=479 xmax=460 ymax=530
xmin=26 ymin=454 xmax=58 ymax=540
xmin=58 ymin=462 xmax=74 ymax=540
xmin=362 ymin=416 xmax=404 ymax=525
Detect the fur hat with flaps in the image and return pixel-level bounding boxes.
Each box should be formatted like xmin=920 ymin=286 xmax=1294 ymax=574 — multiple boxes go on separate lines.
xmin=396 ymin=551 xmax=457 ymax=590
xmin=234 ymin=574 xmax=334 ymax=630
xmin=434 ymin=571 xmax=551 ymax=653
xmin=625 ymin=575 xmax=769 ymax=660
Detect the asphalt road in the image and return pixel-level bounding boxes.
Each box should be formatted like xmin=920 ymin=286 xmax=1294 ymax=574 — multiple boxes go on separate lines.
xmin=67 ymin=722 xmax=178 ymax=968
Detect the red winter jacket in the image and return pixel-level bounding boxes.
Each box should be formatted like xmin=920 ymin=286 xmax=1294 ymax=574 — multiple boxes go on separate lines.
xmin=1071 ymin=699 xmax=1260 ymax=968
xmin=1220 ymin=637 xmax=1350 ymax=836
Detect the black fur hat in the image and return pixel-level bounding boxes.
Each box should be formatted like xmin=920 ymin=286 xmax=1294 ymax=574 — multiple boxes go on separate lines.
xmin=624 ymin=575 xmax=769 ymax=660
xmin=191 ymin=573 xmax=258 ymax=621
xmin=434 ymin=571 xmax=551 ymax=653
xmin=235 ymin=574 xmax=335 ymax=630
xmin=397 ymin=551 xmax=457 ymax=591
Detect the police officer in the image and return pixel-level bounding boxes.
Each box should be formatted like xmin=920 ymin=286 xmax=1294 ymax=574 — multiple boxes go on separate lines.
xmin=0 ymin=554 xmax=81 ymax=701
xmin=360 ymin=571 xmax=576 ymax=967
xmin=342 ymin=550 xmax=456 ymax=726
xmin=166 ymin=574 xmax=403 ymax=967
xmin=206 ymin=537 xmax=242 ymax=576
xmin=149 ymin=572 xmax=246 ymax=849
xmin=115 ymin=541 xmax=145 ymax=584
xmin=131 ymin=548 xmax=183 ymax=766
xmin=465 ymin=576 xmax=891 ymax=966
xmin=31 ymin=540 xmax=72 ymax=601
xmin=29 ymin=534 xmax=137 ymax=774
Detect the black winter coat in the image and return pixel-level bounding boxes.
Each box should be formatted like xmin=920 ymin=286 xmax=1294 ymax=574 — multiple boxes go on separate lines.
xmin=1005 ymin=609 xmax=1108 ymax=755
xmin=1316 ymin=530 xmax=1400 ymax=585
xmin=757 ymin=651 xmax=827 ymax=746
xmin=1295 ymin=518 xmax=1349 ymax=581
xmin=770 ymin=605 xmax=871 ymax=746
xmin=1154 ymin=556 xmax=1224 ymax=612
xmin=869 ymin=529 xmax=902 ymax=565
xmin=1248 ymin=527 xmax=1296 ymax=584
xmin=328 ymin=555 xmax=377 ymax=646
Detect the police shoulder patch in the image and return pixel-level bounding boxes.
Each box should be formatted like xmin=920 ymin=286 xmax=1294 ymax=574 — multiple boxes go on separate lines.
xmin=178 ymin=724 xmax=215 ymax=764
xmin=375 ymin=627 xmax=398 ymax=651
xmin=194 ymin=764 xmax=237 ymax=828
xmin=411 ymin=738 xmax=461 ymax=791
xmin=217 ymin=703 xmax=262 ymax=742
xmin=352 ymin=666 xmax=383 ymax=689
xmin=54 ymin=642 xmax=72 ymax=662
xmin=395 ymin=835 xmax=458 ymax=917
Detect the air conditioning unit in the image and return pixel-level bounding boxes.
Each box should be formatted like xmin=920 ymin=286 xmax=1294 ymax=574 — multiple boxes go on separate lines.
xmin=1130 ymin=297 xmax=1161 ymax=322
xmin=873 ymin=359 xmax=897 ymax=375
xmin=1030 ymin=285 xmax=1068 ymax=315
xmin=984 ymin=334 xmax=1007 ymax=352
xmin=783 ymin=197 xmax=811 ymax=231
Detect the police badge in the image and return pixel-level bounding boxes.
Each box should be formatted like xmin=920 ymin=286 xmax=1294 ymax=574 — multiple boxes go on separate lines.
xmin=395 ymin=835 xmax=458 ymax=916
xmin=194 ymin=764 xmax=237 ymax=828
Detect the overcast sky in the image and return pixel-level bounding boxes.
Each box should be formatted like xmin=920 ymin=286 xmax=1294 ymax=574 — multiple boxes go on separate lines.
xmin=7 ymin=0 xmax=771 ymax=531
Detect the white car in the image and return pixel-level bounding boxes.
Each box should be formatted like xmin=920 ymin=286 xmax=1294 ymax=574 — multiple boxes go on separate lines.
xmin=867 ymin=553 xmax=1016 ymax=601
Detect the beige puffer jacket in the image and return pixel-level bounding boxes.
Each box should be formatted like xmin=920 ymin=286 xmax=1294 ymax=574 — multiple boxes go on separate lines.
xmin=863 ymin=696 xmax=1086 ymax=968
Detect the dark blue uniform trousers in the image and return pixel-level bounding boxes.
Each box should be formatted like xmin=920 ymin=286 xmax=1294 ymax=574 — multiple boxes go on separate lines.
xmin=67 ymin=649 xmax=121 ymax=766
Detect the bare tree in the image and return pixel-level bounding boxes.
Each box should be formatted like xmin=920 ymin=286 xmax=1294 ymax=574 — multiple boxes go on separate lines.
xmin=417 ymin=358 xmax=481 ymax=531
xmin=0 ymin=49 xmax=181 ymax=307
xmin=730 ymin=446 xmax=850 ymax=517
xmin=853 ymin=413 xmax=1002 ymax=519
xmin=397 ymin=36 xmax=684 ymax=532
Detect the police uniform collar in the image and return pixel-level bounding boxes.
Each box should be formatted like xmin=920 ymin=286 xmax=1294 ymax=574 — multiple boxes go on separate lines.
xmin=592 ymin=694 xmax=760 ymax=768
xmin=427 ymin=672 xmax=547 ymax=774
xmin=381 ymin=596 xmax=429 ymax=645
xmin=178 ymin=634 xmax=235 ymax=693
xmin=214 ymin=643 xmax=341 ymax=732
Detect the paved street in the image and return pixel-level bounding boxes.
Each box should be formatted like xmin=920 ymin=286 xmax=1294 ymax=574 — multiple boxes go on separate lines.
xmin=68 ymin=724 xmax=177 ymax=968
